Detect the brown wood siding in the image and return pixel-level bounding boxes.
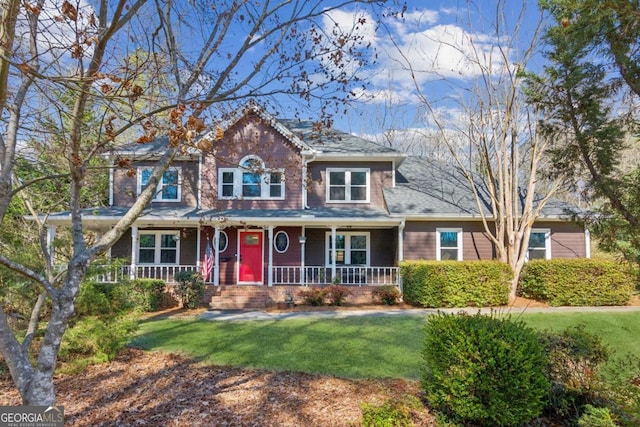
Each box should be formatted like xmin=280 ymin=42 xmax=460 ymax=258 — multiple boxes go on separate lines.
xmin=112 ymin=160 xmax=198 ymax=208
xmin=404 ymin=221 xmax=494 ymax=261
xmin=111 ymin=229 xmax=132 ymax=260
xmin=200 ymin=114 xmax=303 ymax=210
xmin=403 ymin=220 xmax=585 ymax=260
xmin=537 ymin=221 xmax=587 ymax=258
xmin=109 ymin=227 xmax=198 ymax=264
xmin=307 ymin=161 xmax=394 ymax=210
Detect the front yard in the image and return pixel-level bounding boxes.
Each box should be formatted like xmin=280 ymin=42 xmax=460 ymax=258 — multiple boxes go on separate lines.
xmin=1 ymin=309 xmax=639 ymax=426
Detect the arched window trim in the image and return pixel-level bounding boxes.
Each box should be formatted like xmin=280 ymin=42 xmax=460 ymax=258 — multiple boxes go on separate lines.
xmin=218 ymin=155 xmax=285 ymax=200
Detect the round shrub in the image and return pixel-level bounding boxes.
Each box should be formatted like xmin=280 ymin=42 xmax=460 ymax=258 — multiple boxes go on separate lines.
xmin=422 ymin=312 xmax=549 ymax=426
xmin=372 ymin=285 xmax=401 ymax=305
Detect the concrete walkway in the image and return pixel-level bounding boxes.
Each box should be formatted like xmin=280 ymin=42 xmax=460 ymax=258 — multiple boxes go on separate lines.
xmin=198 ymin=304 xmax=640 ymax=321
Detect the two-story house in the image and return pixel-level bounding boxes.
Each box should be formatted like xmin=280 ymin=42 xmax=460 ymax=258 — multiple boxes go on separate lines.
xmin=44 ymin=103 xmax=589 ymax=308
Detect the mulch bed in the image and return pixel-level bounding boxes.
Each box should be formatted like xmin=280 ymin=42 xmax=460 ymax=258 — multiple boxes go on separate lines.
xmin=0 ymin=348 xmax=435 ymax=426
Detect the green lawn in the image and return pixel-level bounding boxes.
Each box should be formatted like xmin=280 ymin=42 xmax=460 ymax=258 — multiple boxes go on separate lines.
xmin=131 ymin=311 xmax=640 ymax=380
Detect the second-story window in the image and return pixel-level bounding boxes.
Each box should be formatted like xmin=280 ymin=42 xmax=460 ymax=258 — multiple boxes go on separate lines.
xmin=138 ymin=167 xmax=181 ymax=202
xmin=218 ymin=156 xmax=284 ymax=200
xmin=326 ymin=168 xmax=370 ymax=203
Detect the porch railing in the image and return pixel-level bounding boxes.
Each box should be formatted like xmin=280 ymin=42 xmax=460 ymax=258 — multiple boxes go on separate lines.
xmin=272 ymin=266 xmax=401 ymax=287
xmin=90 ymin=264 xmax=400 ymax=287
xmin=90 ymin=264 xmax=198 ymax=284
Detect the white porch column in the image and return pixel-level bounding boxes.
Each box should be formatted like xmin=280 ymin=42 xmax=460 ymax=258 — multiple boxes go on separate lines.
xmin=196 ymin=227 xmax=202 ymax=271
xmin=398 ymin=220 xmax=405 ymax=262
xmin=299 ymin=227 xmax=306 ymax=286
xmin=585 ymin=228 xmax=591 ymax=259
xmin=267 ymin=226 xmax=274 ymax=287
xmin=330 ymin=226 xmax=337 ymax=282
xmin=46 ymin=225 xmax=56 ymax=264
xmin=130 ymin=226 xmax=138 ymax=280
xmin=213 ymin=227 xmax=220 ymax=286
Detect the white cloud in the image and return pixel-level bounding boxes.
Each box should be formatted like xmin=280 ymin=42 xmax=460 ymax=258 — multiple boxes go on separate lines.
xmin=15 ymin=0 xmax=98 ymax=62
xmin=322 ymin=9 xmax=378 ymax=47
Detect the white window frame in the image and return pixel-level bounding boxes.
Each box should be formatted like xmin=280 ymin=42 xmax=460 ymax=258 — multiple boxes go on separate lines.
xmin=137 ymin=167 xmax=182 ymax=202
xmin=436 ymin=228 xmax=463 ymax=261
xmin=325 ymin=168 xmax=370 ymax=203
xmin=217 ymin=156 xmax=285 ymax=200
xmin=218 ymin=230 xmax=229 ymax=252
xmin=274 ymin=231 xmax=289 ymax=253
xmin=527 ymin=228 xmax=551 ymax=260
xmin=138 ymin=231 xmax=180 ymax=264
xmin=325 ymin=231 xmax=370 ymax=266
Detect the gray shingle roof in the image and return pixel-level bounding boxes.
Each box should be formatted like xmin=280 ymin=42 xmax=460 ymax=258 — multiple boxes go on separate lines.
xmin=385 ymin=156 xmax=579 ymax=218
xmin=277 ymin=119 xmax=402 ymax=156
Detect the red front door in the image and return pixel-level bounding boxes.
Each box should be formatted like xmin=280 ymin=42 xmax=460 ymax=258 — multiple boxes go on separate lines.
xmin=238 ymin=230 xmax=263 ymax=284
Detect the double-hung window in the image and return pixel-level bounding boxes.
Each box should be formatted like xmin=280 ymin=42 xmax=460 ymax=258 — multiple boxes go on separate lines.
xmin=527 ymin=229 xmax=551 ymax=260
xmin=326 ymin=168 xmax=369 ymax=203
xmin=218 ymin=156 xmax=284 ymax=200
xmin=138 ymin=167 xmax=181 ymax=202
xmin=326 ymin=232 xmax=369 ymax=265
xmin=436 ymin=228 xmax=463 ymax=261
xmin=138 ymin=232 xmax=179 ymax=264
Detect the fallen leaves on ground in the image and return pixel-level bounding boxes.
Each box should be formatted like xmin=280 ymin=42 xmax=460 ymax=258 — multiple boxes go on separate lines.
xmin=0 ymin=348 xmax=436 ymax=426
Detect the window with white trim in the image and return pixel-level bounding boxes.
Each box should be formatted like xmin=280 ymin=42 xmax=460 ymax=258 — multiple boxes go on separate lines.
xmin=138 ymin=167 xmax=181 ymax=201
xmin=138 ymin=231 xmax=179 ymax=264
xmin=326 ymin=168 xmax=370 ymax=203
xmin=325 ymin=232 xmax=370 ymax=265
xmin=527 ymin=229 xmax=551 ymax=260
xmin=218 ymin=231 xmax=228 ymax=252
xmin=436 ymin=228 xmax=463 ymax=261
xmin=274 ymin=231 xmax=289 ymax=253
xmin=218 ymin=156 xmax=284 ymax=200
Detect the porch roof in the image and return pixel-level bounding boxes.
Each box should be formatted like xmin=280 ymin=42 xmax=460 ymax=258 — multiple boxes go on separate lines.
xmin=42 ymin=206 xmax=401 ymax=228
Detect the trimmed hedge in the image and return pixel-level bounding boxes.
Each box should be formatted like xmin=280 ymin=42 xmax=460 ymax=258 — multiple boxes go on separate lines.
xmin=519 ymin=259 xmax=634 ymax=306
xmin=400 ymin=260 xmax=512 ymax=308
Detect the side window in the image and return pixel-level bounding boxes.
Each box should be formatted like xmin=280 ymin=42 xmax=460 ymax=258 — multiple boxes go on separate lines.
xmin=436 ymin=228 xmax=463 ymax=261
xmin=528 ymin=229 xmax=551 ymax=260
xmin=138 ymin=167 xmax=181 ymax=201
xmin=326 ymin=168 xmax=370 ymax=203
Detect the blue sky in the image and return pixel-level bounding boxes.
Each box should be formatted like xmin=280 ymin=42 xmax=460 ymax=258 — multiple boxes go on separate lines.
xmin=320 ymin=0 xmax=548 ymax=148
xmin=14 ymin=0 xmax=548 ymax=153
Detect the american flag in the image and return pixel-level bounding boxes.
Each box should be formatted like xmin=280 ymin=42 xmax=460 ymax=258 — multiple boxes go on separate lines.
xmin=201 ymin=239 xmax=213 ymax=282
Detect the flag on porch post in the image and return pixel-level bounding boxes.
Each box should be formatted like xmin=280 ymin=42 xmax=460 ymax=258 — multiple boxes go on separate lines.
xmin=201 ymin=239 xmax=213 ymax=282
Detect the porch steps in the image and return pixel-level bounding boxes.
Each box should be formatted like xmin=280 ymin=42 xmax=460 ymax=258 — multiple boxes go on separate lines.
xmin=208 ymin=286 xmax=272 ymax=310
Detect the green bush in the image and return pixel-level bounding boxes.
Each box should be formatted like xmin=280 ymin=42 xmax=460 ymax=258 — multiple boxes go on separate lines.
xmin=578 ymin=405 xmax=619 ymax=427
xmin=129 ymin=279 xmax=166 ymax=311
xmin=422 ymin=312 xmax=549 ymax=426
xmin=298 ymin=287 xmax=326 ymax=306
xmin=174 ymin=271 xmax=205 ymax=309
xmin=400 ymin=260 xmax=512 ymax=308
xmin=76 ymin=281 xmax=132 ymax=316
xmin=371 ymin=285 xmax=401 ymax=305
xmin=325 ymin=285 xmax=351 ymax=306
xmin=59 ymin=314 xmax=138 ymax=372
xmin=538 ymin=326 xmax=610 ymax=420
xmin=519 ymin=259 xmax=635 ymax=306
xmin=360 ymin=395 xmax=420 ymax=427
